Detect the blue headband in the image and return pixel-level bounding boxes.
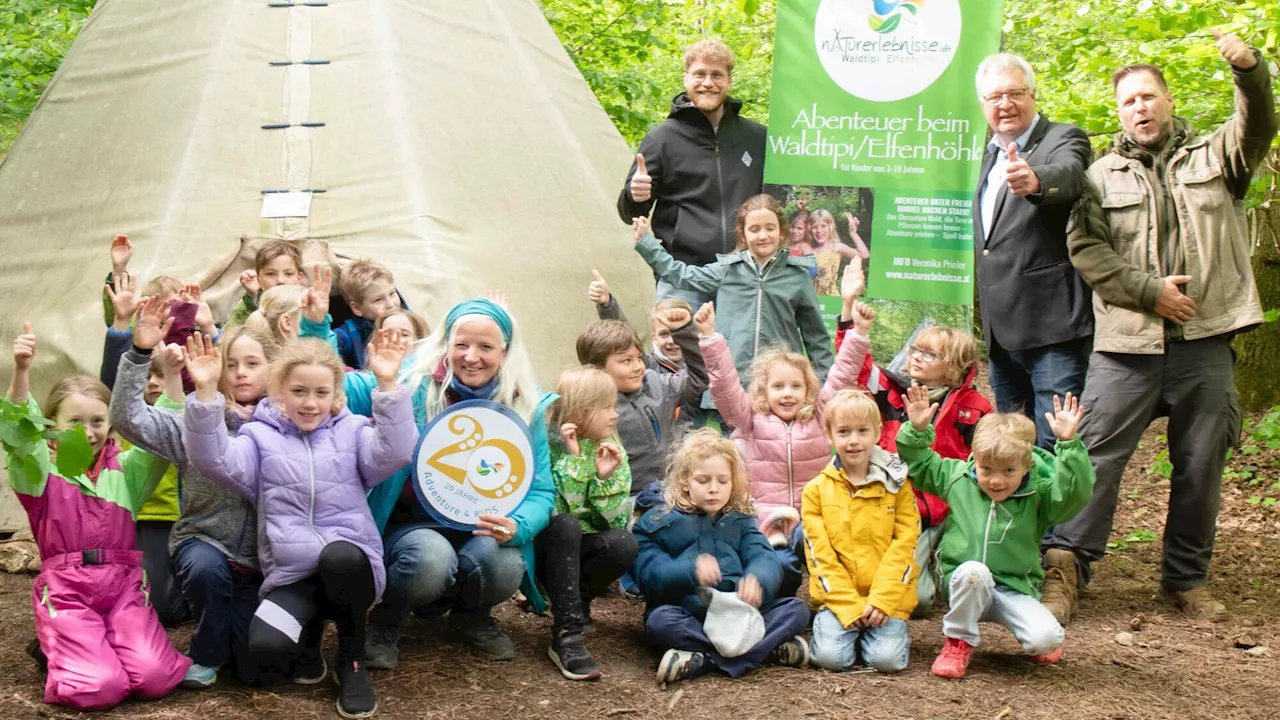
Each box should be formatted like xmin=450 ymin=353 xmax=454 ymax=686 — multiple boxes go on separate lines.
xmin=444 ymin=298 xmax=513 ymax=344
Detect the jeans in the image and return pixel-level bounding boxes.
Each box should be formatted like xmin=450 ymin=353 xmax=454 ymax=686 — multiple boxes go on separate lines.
xmin=1042 ymin=338 xmax=1240 ymax=590
xmin=942 ymin=561 xmax=1062 ymax=655
xmin=810 ymin=610 xmax=909 ymax=672
xmin=655 ymin=279 xmax=712 ymax=308
xmin=173 ymin=539 xmax=261 ymax=678
xmin=913 ymin=524 xmax=944 ymax=617
xmin=371 ymin=523 xmax=525 ymax=629
xmin=645 ymin=597 xmax=810 ymax=678
xmin=534 ymin=514 xmax=638 ymax=634
xmin=986 ymin=335 xmax=1089 ymax=450
xmin=136 ymin=520 xmax=188 ymax=626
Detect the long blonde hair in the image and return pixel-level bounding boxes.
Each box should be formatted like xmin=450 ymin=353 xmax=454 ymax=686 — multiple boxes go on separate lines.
xmin=249 ymin=285 xmax=307 ymax=345
xmin=748 ymin=346 xmax=821 ymax=422
xmin=663 ymin=428 xmax=754 ymax=516
xmin=267 ymin=339 xmax=347 ymax=413
xmin=547 ymin=366 xmax=617 ymax=445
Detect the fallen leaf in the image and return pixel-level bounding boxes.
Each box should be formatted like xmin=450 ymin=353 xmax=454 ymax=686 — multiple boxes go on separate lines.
xmin=1115 ymin=631 xmax=1135 ymax=647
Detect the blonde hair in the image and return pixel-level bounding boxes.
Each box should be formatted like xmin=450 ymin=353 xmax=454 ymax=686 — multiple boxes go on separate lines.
xmin=217 ymin=325 xmax=279 ymax=399
xmin=141 ymin=275 xmax=183 ymax=300
xmin=576 ymin=320 xmax=642 ymax=368
xmin=339 ymin=258 xmax=395 ymax=304
xmin=734 ymin=194 xmax=786 ymax=252
xmin=748 ymin=346 xmax=821 ymax=422
xmin=914 ymin=326 xmax=979 ymax=386
xmin=253 ymin=284 xmax=307 ymax=344
xmin=255 ymin=240 xmax=303 ymax=274
xmin=376 ymin=310 xmax=430 ymax=341
xmin=268 ymin=339 xmax=346 ymax=413
xmin=971 ymin=413 xmax=1036 ymax=467
xmin=822 ymin=388 xmax=883 ymax=436
xmin=807 ymin=208 xmax=836 ymax=245
xmin=44 ymin=376 xmax=111 ymax=422
xmin=653 ymin=297 xmax=693 ymax=317
xmin=663 ymin=429 xmax=753 ymax=515
xmin=547 ymin=366 xmax=618 ymax=444
xmin=683 ymin=38 xmax=736 ymax=73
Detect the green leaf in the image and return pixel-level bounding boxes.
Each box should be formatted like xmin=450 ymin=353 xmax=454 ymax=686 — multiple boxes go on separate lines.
xmin=52 ymin=425 xmax=93 ymax=479
xmin=1246 ymin=495 xmax=1262 ymax=505
xmin=1124 ymin=529 xmax=1158 ymax=543
xmin=1263 ymin=498 xmax=1278 ymax=508
xmin=878 ymin=14 xmax=903 ymax=34
xmin=1263 ymin=309 xmax=1280 ymax=323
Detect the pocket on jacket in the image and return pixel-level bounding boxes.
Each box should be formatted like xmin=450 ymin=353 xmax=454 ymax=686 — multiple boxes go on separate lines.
xmin=1101 ymin=192 xmax=1145 ymax=250
xmin=1178 ymin=165 xmax=1225 ymax=214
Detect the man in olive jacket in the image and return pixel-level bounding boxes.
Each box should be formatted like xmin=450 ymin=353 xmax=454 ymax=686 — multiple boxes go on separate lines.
xmin=1042 ymin=32 xmax=1276 ymax=624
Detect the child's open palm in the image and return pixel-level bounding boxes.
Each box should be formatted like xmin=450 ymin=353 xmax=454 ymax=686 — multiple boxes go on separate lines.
xmin=133 ymin=296 xmax=175 ymax=350
xmin=905 ymin=382 xmax=939 ymax=431
xmin=1045 ymin=393 xmax=1084 ymax=441
xmin=12 ymin=322 xmax=35 ymax=370
xmin=106 ymin=273 xmax=140 ymax=328
xmin=595 ymin=442 xmax=622 ymax=479
xmin=300 ymin=264 xmax=333 ymax=324
xmin=367 ymin=328 xmax=410 ymax=389
xmin=840 ymin=260 xmax=865 ymax=304
xmin=692 ymin=302 xmax=716 ymax=338
xmin=183 ymin=332 xmax=222 ymax=394
xmin=109 ymin=234 xmax=133 ymax=271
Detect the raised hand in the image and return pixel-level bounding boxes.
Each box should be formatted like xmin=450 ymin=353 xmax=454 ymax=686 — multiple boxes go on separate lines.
xmin=851 ymin=301 xmax=876 ymax=335
xmin=239 ymin=269 xmax=260 ymax=296
xmin=485 ymin=290 xmax=510 ymax=311
xmin=106 ymin=273 xmax=140 ymax=331
xmin=737 ymin=574 xmax=763 ymax=609
xmin=110 ymin=234 xmax=133 ymax=273
xmin=695 ymin=553 xmax=721 ymax=587
xmin=595 ymin=442 xmax=622 ymax=479
xmin=1045 ymin=393 xmax=1085 ymax=442
xmin=181 ymin=283 xmax=215 ymax=336
xmin=159 ymin=343 xmax=186 ymax=375
xmin=587 ymin=269 xmax=612 ymax=306
xmin=184 ymin=332 xmax=223 ymax=400
xmin=133 ymin=296 xmax=176 ymax=351
xmin=629 ymin=154 xmax=652 ymax=203
xmin=366 ymin=328 xmax=410 ymax=390
xmin=692 ymin=301 xmax=716 ymax=338
xmin=1154 ymin=274 xmax=1197 ymax=325
xmin=300 ymin=263 xmax=333 ymax=324
xmin=632 ymin=215 xmax=651 ymax=244
xmin=12 ymin=322 xmax=35 ymax=371
xmin=652 ymin=306 xmax=692 ymax=330
xmin=796 ymin=191 xmax=809 ymax=213
xmin=840 ymin=259 xmax=865 ymax=305
xmin=1213 ymin=30 xmax=1257 ymax=70
xmin=560 ymin=422 xmax=580 ymax=457
xmin=1005 ymin=144 xmax=1041 ymax=196
xmin=905 ymin=382 xmax=939 ymax=431
xmin=844 ymin=212 xmax=860 ymax=236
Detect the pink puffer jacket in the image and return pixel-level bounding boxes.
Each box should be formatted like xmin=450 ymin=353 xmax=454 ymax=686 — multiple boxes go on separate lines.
xmin=702 ymin=329 xmax=868 ymax=512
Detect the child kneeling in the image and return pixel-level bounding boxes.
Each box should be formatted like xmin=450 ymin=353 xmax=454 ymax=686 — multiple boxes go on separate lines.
xmin=802 ymin=389 xmax=920 ymax=673
xmin=895 ymin=385 xmax=1094 ymax=679
xmin=633 ymin=429 xmax=810 ymax=685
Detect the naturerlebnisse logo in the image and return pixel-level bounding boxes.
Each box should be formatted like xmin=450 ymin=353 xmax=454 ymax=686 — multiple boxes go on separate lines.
xmin=868 ymin=0 xmax=923 ymax=34
xmin=814 ymin=0 xmax=961 ymax=102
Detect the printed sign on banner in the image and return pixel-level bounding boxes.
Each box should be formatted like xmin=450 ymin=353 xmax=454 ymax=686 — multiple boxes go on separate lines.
xmin=412 ymin=400 xmax=534 ymax=531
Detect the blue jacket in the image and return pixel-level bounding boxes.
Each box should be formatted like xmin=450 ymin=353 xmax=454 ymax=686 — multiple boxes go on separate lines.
xmin=633 ymin=506 xmax=782 ymax=620
xmin=334 ymin=317 xmax=375 ymax=369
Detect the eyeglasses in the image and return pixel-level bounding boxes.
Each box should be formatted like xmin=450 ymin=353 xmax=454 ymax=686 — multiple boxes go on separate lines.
xmin=909 ymin=346 xmax=940 ymax=363
xmin=686 ymin=70 xmax=730 ymax=85
xmin=981 ymin=87 xmax=1031 ymax=107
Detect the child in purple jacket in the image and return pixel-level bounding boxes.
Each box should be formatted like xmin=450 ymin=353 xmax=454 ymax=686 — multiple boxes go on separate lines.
xmin=181 ymin=330 xmax=415 ymax=719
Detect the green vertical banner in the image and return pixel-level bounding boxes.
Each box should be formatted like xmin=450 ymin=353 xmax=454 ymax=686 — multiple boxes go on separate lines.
xmin=764 ymin=0 xmax=1003 ymax=354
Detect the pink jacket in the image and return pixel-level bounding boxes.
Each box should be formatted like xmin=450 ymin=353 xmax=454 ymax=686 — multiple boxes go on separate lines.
xmin=702 ymin=329 xmax=869 ymax=512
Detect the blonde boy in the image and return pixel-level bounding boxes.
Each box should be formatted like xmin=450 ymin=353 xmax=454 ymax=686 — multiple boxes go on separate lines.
xmin=335 ymin=258 xmax=401 ymax=368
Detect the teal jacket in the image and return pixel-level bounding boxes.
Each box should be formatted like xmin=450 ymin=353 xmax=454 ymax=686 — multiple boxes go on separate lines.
xmin=634 ymin=232 xmax=834 ymax=382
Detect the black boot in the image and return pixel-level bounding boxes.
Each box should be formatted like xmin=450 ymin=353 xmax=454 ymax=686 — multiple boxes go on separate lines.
xmin=334 ymin=660 xmax=377 ymax=718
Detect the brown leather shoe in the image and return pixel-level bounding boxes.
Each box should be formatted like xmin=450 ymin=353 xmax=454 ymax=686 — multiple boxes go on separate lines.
xmin=1157 ymin=585 xmax=1228 ymax=622
xmin=1041 ymin=549 xmax=1078 ymax=625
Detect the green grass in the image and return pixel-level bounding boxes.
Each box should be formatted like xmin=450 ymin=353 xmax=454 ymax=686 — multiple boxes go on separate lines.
xmin=0 ymin=117 xmax=22 ymax=161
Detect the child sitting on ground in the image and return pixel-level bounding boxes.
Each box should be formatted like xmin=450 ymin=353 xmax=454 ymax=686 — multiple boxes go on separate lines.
xmin=228 ymin=240 xmax=304 ymax=328
xmin=634 ymin=429 xmax=810 ymax=685
xmin=896 ymin=385 xmax=1093 ymax=679
xmin=335 ymin=258 xmax=402 ymax=368
xmin=802 ymin=389 xmax=919 ymax=673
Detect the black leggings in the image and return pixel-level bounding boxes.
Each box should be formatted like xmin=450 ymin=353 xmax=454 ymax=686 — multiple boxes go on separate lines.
xmin=534 ymin=513 xmax=638 ymax=635
xmin=248 ymin=541 xmax=375 ymax=672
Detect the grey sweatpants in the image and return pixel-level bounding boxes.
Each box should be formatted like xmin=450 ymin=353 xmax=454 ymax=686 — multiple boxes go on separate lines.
xmin=1042 ymin=336 xmax=1242 ymax=590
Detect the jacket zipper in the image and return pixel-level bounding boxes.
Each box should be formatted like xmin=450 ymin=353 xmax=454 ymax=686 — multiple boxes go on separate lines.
xmin=981 ymin=499 xmax=996 ymax=565
xmin=785 ymin=422 xmax=795 ymax=508
xmin=753 ymin=257 xmax=777 ymax=357
xmin=303 ymin=436 xmax=325 ymax=546
xmin=715 ymin=139 xmax=728 ymax=253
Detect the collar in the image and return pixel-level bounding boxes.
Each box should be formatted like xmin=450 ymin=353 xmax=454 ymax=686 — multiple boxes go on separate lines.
xmin=988 ymin=113 xmax=1041 ymax=154
xmin=1114 ymin=116 xmax=1196 ymax=165
xmin=832 ymin=446 xmax=908 ymax=493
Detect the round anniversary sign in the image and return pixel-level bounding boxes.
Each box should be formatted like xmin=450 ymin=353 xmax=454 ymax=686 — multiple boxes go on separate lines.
xmin=411 ymin=399 xmax=535 ymax=531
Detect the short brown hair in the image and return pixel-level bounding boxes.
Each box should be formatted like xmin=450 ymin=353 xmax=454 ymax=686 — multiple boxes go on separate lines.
xmin=339 ymin=258 xmax=395 ymax=304
xmin=576 ymin=320 xmax=642 ymax=368
xmin=44 ymin=376 xmax=111 ymax=422
xmin=822 ymin=388 xmax=883 ymax=436
xmin=735 ymin=194 xmax=786 ymax=252
xmin=971 ymin=413 xmax=1036 ymax=467
xmin=255 ymin=240 xmax=303 ymax=274
xmin=141 ymin=275 xmax=183 ymax=300
xmin=914 ymin=326 xmax=979 ymax=387
xmin=684 ymin=39 xmax=735 ymax=73
xmin=1111 ymin=63 xmax=1167 ymax=92
xmin=268 ymin=338 xmax=346 ymax=412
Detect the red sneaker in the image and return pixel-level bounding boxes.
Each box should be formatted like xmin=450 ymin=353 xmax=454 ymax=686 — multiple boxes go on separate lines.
xmin=931 ymin=637 xmax=974 ymax=679
xmin=1028 ymin=646 xmax=1063 ymax=665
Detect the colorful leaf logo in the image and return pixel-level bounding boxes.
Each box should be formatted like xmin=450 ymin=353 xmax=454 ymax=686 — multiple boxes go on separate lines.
xmin=868 ymin=0 xmax=922 ymax=34
xmin=476 ymin=459 xmax=505 ymax=476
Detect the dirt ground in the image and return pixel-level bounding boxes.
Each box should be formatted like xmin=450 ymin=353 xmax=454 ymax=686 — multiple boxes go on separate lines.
xmin=1 ymin=413 xmax=1278 ymax=720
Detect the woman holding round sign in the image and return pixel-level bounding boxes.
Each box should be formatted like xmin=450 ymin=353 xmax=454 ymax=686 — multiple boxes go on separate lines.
xmin=327 ymin=297 xmax=556 ymax=667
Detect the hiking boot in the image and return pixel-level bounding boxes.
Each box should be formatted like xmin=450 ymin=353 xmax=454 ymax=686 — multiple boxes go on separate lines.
xmin=364 ymin=623 xmax=402 ymax=670
xmin=1158 ymin=585 xmax=1228 ymax=622
xmin=767 ymin=636 xmax=809 ymax=668
xmin=334 ymin=660 xmax=377 ymax=719
xmin=655 ymin=649 xmax=711 ymax=685
xmin=1041 ymin=549 xmax=1078 ymax=625
xmin=547 ymin=631 xmax=602 ymax=681
xmin=1028 ymin=646 xmax=1063 ymax=665
xmin=931 ymin=637 xmax=974 ymax=679
xmin=760 ymin=507 xmax=801 ymax=548
xmin=448 ymin=611 xmax=515 ymax=661
xmin=180 ymin=662 xmax=219 ymax=689
xmin=291 ymin=642 xmax=328 ymax=685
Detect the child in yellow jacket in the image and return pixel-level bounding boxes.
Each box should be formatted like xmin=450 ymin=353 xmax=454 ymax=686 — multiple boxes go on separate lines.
xmin=802 ymin=389 xmax=921 ymax=672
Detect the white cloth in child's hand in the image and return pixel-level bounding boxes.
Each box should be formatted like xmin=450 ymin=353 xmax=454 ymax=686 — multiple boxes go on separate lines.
xmin=697 ymin=587 xmax=766 ymax=658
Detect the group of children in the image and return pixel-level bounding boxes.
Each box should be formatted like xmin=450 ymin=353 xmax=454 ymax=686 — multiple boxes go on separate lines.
xmin=1 ymin=190 xmax=1095 ymax=717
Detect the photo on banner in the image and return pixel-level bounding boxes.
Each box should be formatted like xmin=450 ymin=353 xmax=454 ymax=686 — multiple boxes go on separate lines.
xmin=764 ymin=0 xmax=1004 ymax=361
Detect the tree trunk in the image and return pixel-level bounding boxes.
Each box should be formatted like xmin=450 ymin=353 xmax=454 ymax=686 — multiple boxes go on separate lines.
xmin=1232 ymin=192 xmax=1280 ymax=412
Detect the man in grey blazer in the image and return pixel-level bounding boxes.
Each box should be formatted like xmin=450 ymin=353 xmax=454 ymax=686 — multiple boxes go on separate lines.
xmin=973 ymin=54 xmax=1094 ymax=452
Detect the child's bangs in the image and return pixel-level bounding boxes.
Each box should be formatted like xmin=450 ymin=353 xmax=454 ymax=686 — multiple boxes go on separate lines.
xmin=822 ymin=389 xmax=882 ymax=435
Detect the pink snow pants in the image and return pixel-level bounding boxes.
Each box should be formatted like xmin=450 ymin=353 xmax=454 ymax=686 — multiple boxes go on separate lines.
xmin=33 ymin=550 xmax=189 ymax=710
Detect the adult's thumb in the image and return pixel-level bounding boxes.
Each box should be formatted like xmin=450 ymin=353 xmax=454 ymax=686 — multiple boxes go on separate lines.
xmin=22 ymin=321 xmax=32 ymax=334
xmin=591 ymin=269 xmax=605 ymax=283
xmin=635 ymin=153 xmax=648 ymax=176
xmin=1007 ymin=143 xmax=1020 ymax=164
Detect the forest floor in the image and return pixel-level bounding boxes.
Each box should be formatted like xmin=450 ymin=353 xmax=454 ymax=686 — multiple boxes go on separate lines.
xmin=0 ymin=375 xmax=1278 ymax=720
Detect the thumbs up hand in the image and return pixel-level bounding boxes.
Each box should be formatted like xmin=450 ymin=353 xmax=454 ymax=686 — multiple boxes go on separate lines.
xmin=1212 ymin=29 xmax=1257 ymax=70
xmin=13 ymin=322 xmax=36 ymax=371
xmin=587 ymin=269 xmax=612 ymax=306
xmin=1005 ymin=142 xmax=1041 ymax=197
xmin=630 ymin=153 xmax=653 ymax=203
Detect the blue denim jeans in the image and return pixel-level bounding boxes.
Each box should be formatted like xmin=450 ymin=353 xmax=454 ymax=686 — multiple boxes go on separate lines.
xmin=810 ymin=610 xmax=909 ymax=672
xmin=645 ymin=597 xmax=810 ymax=678
xmin=370 ymin=523 xmax=525 ymax=628
xmin=986 ymin=336 xmax=1089 ymax=450
xmin=173 ymin=538 xmax=262 ymax=679
xmin=655 ymin=279 xmax=712 ymax=308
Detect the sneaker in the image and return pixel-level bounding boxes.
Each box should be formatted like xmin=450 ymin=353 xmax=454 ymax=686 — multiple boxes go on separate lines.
xmin=619 ymin=584 xmax=645 ymax=602
xmin=655 ymin=649 xmax=711 ymax=685
xmin=334 ymin=660 xmax=377 ymax=719
xmin=1041 ymin=549 xmax=1078 ymax=625
xmin=448 ymin=612 xmax=515 ymax=661
xmin=180 ymin=662 xmax=219 ymax=689
xmin=547 ymin=632 xmax=602 ymax=681
xmin=1158 ymin=585 xmax=1228 ymax=622
xmin=1028 ymin=646 xmax=1063 ymax=665
xmin=767 ymin=636 xmax=809 ymax=668
xmin=931 ymin=637 xmax=974 ymax=679
xmin=291 ymin=643 xmax=328 ymax=685
xmin=760 ymin=507 xmax=801 ymax=548
xmin=364 ymin=623 xmax=402 ymax=670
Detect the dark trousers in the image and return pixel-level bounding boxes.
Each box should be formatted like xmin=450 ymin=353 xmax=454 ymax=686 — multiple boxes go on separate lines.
xmin=173 ymin=538 xmax=262 ymax=680
xmin=248 ymin=542 xmax=375 ymax=673
xmin=534 ymin=514 xmax=638 ymax=634
xmin=775 ymin=525 xmax=805 ymax=598
xmin=987 ymin=335 xmax=1090 ymax=450
xmin=136 ymin=520 xmax=188 ymax=626
xmin=645 ymin=597 xmax=810 ymax=678
xmin=1042 ymin=338 xmax=1242 ymax=589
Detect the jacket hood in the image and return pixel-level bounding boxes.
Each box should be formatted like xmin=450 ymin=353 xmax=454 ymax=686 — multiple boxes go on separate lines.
xmin=967 ymin=443 xmax=1057 ymax=498
xmin=669 ymin=92 xmax=745 ymax=122
xmin=825 ymin=446 xmax=909 ymax=494
xmin=252 ymin=396 xmax=351 ymax=435
xmin=1113 ymin=116 xmax=1197 ymax=164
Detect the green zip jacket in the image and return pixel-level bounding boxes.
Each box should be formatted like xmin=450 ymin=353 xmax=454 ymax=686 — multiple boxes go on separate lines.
xmin=895 ymin=423 xmax=1095 ymax=600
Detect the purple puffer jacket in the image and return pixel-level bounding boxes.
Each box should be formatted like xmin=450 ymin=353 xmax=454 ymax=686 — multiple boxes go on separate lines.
xmin=182 ymin=388 xmax=416 ymax=600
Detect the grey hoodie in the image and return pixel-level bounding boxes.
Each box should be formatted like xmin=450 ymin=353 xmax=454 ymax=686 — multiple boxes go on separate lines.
xmin=110 ymin=349 xmax=258 ymax=569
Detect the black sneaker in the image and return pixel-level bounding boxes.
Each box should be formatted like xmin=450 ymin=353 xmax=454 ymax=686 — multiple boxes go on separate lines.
xmin=547 ymin=632 xmax=602 ymax=681
xmin=447 ymin=611 xmax=515 ymax=661
xmin=291 ymin=643 xmax=328 ymax=685
xmin=655 ymin=649 xmax=711 ymax=685
xmin=334 ymin=660 xmax=377 ymax=719
xmin=767 ymin=636 xmax=809 ymax=668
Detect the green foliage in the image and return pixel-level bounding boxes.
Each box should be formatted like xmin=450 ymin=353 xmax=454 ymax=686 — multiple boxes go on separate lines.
xmin=0 ymin=395 xmax=93 ymax=481
xmin=52 ymin=424 xmax=93 ymax=479
xmin=0 ymin=1 xmax=94 ymax=127
xmin=1148 ymin=434 xmax=1173 ymax=478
